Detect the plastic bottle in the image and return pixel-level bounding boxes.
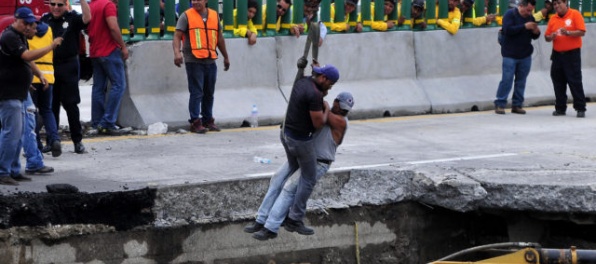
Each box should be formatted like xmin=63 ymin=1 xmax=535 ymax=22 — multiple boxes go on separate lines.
xmin=251 ymin=104 xmax=259 ymax=128
xmin=253 ymin=156 xmax=271 ymax=164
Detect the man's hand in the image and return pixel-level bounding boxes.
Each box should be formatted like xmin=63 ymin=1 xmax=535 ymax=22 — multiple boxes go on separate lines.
xmin=355 ymin=22 xmax=363 ymax=32
xmin=223 ymin=57 xmax=230 ymax=71
xmin=121 ymin=46 xmax=129 ymax=61
xmin=40 ymin=76 xmax=49 ymax=90
xmin=290 ymin=25 xmax=304 ymax=37
xmin=486 ymin=14 xmax=496 ymax=24
xmin=247 ymin=31 xmax=257 ymax=45
xmin=52 ymin=37 xmax=64 ymax=48
xmin=524 ymin=22 xmax=537 ymax=31
xmin=398 ymin=16 xmax=406 ymax=26
xmin=387 ymin=21 xmax=395 ymax=29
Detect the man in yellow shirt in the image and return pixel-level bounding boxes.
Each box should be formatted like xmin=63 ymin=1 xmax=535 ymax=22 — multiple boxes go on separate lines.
xmin=459 ymin=0 xmax=497 ymax=26
xmin=233 ymin=0 xmax=259 ymax=45
xmin=262 ymin=0 xmax=292 ymax=33
xmin=437 ymin=0 xmax=462 ymax=34
xmin=330 ymin=0 xmax=361 ymax=32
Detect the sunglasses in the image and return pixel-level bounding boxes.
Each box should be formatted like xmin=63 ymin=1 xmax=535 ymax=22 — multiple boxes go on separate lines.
xmin=277 ymin=4 xmax=287 ymax=12
xmin=50 ymin=2 xmax=65 ymax=7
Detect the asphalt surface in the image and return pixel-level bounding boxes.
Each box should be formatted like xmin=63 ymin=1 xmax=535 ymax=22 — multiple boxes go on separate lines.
xmin=1 ymin=99 xmax=595 ymax=194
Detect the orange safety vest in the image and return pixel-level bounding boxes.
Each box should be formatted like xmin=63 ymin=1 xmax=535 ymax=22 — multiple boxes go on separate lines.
xmin=185 ymin=8 xmax=219 ymax=59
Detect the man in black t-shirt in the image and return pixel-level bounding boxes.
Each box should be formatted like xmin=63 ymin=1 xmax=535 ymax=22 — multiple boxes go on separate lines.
xmin=0 ymin=7 xmax=62 ymax=185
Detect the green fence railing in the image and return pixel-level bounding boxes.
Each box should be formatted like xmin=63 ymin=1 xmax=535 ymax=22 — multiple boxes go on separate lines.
xmin=117 ymin=0 xmax=593 ymax=42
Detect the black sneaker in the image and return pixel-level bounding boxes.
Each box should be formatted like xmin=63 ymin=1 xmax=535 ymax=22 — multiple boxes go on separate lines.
xmin=98 ymin=126 xmax=127 ymax=136
xmin=51 ymin=140 xmax=62 ymax=157
xmin=577 ymin=111 xmax=586 ymax=118
xmin=283 ymin=218 xmax=314 ymax=235
xmin=74 ymin=142 xmax=86 ymax=154
xmin=243 ymin=221 xmax=264 ymax=233
xmin=252 ymin=228 xmax=277 ymax=241
xmin=11 ymin=174 xmax=31 ymax=182
xmin=552 ymin=110 xmax=566 ymax=116
xmin=41 ymin=145 xmax=51 ymax=154
xmin=25 ymin=166 xmax=54 ymax=174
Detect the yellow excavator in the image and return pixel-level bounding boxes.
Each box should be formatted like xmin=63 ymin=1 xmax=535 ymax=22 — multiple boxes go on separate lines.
xmin=429 ymin=242 xmax=596 ymax=263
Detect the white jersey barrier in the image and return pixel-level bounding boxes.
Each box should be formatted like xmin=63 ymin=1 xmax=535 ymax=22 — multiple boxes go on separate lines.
xmin=119 ymin=24 xmax=596 ymax=129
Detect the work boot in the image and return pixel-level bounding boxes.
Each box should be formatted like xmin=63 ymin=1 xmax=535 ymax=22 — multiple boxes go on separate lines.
xmin=243 ymin=221 xmax=264 ymax=233
xmin=494 ymin=107 xmax=505 ymax=115
xmin=11 ymin=174 xmax=31 ymax=182
xmin=283 ymin=217 xmax=314 ymax=235
xmin=205 ymin=118 xmax=221 ymax=132
xmin=74 ymin=142 xmax=86 ymax=154
xmin=252 ymin=228 xmax=278 ymax=241
xmin=577 ymin=111 xmax=586 ymax=118
xmin=190 ymin=119 xmax=207 ymax=134
xmin=552 ymin=110 xmax=566 ymax=116
xmin=511 ymin=106 xmax=526 ymax=115
xmin=25 ymin=166 xmax=54 ymax=174
xmin=51 ymin=140 xmax=62 ymax=157
xmin=0 ymin=176 xmax=19 ymax=186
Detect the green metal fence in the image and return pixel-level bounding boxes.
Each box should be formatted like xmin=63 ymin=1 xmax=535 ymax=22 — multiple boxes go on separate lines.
xmin=117 ymin=0 xmax=594 ymax=42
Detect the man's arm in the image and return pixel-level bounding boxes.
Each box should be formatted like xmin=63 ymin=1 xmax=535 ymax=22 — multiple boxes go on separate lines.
xmin=21 ymin=37 xmax=63 ymax=61
xmin=106 ymin=16 xmax=128 ymax=60
xmin=173 ymin=30 xmax=184 ymax=67
xmin=217 ymin=28 xmax=230 ymax=71
xmin=327 ymin=110 xmax=347 ymax=145
xmin=29 ymin=61 xmax=48 ymax=90
xmin=81 ymin=0 xmax=91 ymax=24
xmin=310 ymin=102 xmax=329 ymax=130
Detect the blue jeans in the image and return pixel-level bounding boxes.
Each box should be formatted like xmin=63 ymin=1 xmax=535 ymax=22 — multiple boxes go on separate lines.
xmin=0 ymin=99 xmax=23 ymax=177
xmin=280 ymin=130 xmax=318 ymax=222
xmin=22 ymin=93 xmax=44 ymax=170
xmin=91 ymin=49 xmax=126 ymax=129
xmin=255 ymin=162 xmax=297 ymax=226
xmin=494 ymin=56 xmax=532 ymax=108
xmin=31 ymin=83 xmax=59 ymax=145
xmin=184 ymin=62 xmax=217 ymax=123
xmin=263 ymin=162 xmax=329 ymax=233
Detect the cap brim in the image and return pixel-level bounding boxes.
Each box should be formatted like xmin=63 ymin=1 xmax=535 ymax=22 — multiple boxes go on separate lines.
xmin=339 ymin=102 xmax=352 ymax=111
xmin=23 ymin=17 xmax=37 ymax=23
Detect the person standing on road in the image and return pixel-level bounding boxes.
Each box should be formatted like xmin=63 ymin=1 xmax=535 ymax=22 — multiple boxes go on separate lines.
xmin=23 ymin=22 xmax=56 ymax=175
xmin=494 ymin=0 xmax=540 ymax=115
xmin=28 ymin=20 xmax=61 ymax=157
xmin=173 ymin=0 xmax=230 ymax=134
xmin=88 ymin=0 xmax=129 ymax=135
xmin=545 ymin=0 xmax=586 ymax=118
xmin=246 ymin=92 xmax=354 ymax=241
xmin=40 ymin=0 xmax=90 ymax=153
xmin=0 ymin=7 xmax=63 ymax=185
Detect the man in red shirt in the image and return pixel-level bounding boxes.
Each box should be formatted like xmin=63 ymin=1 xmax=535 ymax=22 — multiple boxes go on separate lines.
xmin=545 ymin=0 xmax=586 ymax=118
xmin=88 ymin=0 xmax=130 ymax=134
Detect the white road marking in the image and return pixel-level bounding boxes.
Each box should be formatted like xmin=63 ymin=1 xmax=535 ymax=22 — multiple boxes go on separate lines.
xmin=245 ymin=153 xmax=517 ymax=177
xmin=405 ymin=153 xmax=517 ymax=165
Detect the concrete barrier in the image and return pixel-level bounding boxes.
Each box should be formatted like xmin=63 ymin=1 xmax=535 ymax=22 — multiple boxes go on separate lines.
xmin=119 ymin=24 xmax=596 ymax=129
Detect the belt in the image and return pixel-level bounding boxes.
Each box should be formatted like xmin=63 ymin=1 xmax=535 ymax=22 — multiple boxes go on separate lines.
xmin=317 ymin=159 xmax=332 ymax=165
xmin=284 ymin=128 xmax=312 ymax=141
xmin=553 ymin=48 xmax=580 ymax=55
xmin=54 ymin=55 xmax=78 ymax=64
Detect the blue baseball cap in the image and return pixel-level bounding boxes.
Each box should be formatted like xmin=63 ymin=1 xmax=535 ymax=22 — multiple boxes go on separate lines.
xmin=313 ymin=64 xmax=340 ymax=83
xmin=336 ymin=92 xmax=354 ymax=111
xmin=36 ymin=22 xmax=49 ymax=37
xmin=15 ymin=7 xmax=37 ymax=24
